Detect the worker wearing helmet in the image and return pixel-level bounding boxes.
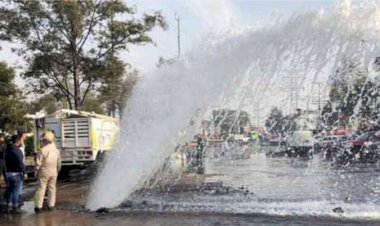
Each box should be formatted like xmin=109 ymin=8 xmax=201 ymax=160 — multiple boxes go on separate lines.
xmin=34 ymin=131 xmax=61 ymax=213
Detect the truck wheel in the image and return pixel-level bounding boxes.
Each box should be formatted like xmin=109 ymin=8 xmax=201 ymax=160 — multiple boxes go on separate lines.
xmin=96 ymin=151 xmax=107 ymax=162
xmin=59 ymin=167 xmax=71 ymax=179
xmin=95 ymin=151 xmax=108 ymax=170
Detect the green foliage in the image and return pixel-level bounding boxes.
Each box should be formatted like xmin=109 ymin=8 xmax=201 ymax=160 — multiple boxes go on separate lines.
xmin=0 ymin=62 xmax=17 ymax=96
xmin=99 ymin=55 xmax=138 ymax=118
xmin=265 ymin=107 xmax=296 ymax=136
xmin=212 ymin=109 xmax=252 ymax=135
xmin=0 ymin=62 xmax=29 ymax=133
xmin=157 ymin=56 xmax=175 ymax=69
xmin=116 ymin=70 xmax=138 ymax=119
xmin=24 ymin=136 xmax=35 ymax=154
xmin=0 ymin=0 xmax=167 ymax=110
xmin=322 ymin=59 xmax=380 ymax=128
xmin=27 ymin=94 xmax=60 ymax=115
xmin=80 ymin=92 xmax=105 ymax=114
xmin=27 ymin=92 xmax=105 ymax=115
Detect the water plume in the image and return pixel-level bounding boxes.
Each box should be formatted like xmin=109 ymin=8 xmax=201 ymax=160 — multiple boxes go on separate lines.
xmin=87 ymin=2 xmax=380 ymax=210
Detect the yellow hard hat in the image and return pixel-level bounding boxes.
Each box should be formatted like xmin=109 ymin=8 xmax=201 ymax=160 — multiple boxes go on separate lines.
xmin=41 ymin=131 xmax=54 ymax=142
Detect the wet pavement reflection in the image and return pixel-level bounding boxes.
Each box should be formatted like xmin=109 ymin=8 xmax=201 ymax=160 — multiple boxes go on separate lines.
xmin=2 ymin=144 xmax=380 ymax=225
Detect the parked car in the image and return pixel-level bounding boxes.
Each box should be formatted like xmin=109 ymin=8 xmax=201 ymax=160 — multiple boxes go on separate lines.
xmin=321 ymin=135 xmax=339 ymax=148
xmin=320 ymin=135 xmax=340 ymax=159
xmin=266 ymin=135 xmax=286 ymax=146
xmin=352 ymin=132 xmax=375 ymax=150
xmin=313 ymin=135 xmax=323 ymax=153
xmin=361 ymin=132 xmax=380 ymax=163
xmin=233 ymin=134 xmax=251 ymax=144
xmin=334 ymin=131 xmax=378 ymax=164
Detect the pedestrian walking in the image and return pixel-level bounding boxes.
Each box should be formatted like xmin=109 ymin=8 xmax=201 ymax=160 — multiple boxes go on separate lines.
xmin=34 ymin=131 xmax=61 ymax=213
xmin=5 ymin=135 xmax=25 ymax=214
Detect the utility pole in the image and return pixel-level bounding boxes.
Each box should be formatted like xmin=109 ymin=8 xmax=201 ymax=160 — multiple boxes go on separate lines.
xmin=313 ymin=81 xmax=323 ymax=130
xmin=175 ymin=13 xmax=181 ymax=58
xmin=256 ymin=100 xmax=260 ymax=127
xmin=286 ymin=75 xmax=299 ymax=114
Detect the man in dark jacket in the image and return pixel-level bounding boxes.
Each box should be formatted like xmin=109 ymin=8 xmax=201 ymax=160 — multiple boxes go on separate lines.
xmin=5 ymin=135 xmax=25 ymax=214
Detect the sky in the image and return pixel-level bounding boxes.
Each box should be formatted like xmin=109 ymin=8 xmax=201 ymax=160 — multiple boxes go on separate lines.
xmin=124 ymin=0 xmax=336 ymax=73
xmin=0 ymin=0 xmax=338 ymax=85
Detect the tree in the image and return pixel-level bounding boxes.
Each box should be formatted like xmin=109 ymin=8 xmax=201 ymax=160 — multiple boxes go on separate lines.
xmin=99 ymin=56 xmax=138 ymax=118
xmin=265 ymin=107 xmax=296 ymax=136
xmin=265 ymin=107 xmax=283 ymax=136
xmin=116 ymin=69 xmax=138 ymax=119
xmin=27 ymin=92 xmax=105 ymax=115
xmin=322 ymin=59 xmax=370 ymax=127
xmin=27 ymin=94 xmax=61 ymax=115
xmin=156 ymin=56 xmax=175 ymax=69
xmin=0 ymin=0 xmax=167 ymax=110
xmin=81 ymin=92 xmax=105 ymax=114
xmin=0 ymin=62 xmax=29 ymax=132
xmin=212 ymin=109 xmax=252 ymax=135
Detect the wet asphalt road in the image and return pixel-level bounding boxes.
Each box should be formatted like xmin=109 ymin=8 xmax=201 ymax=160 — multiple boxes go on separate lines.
xmin=1 ymin=144 xmax=380 ymax=225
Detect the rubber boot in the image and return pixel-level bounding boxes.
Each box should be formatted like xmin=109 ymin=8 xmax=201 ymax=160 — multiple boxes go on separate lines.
xmin=34 ymin=207 xmax=42 ymax=214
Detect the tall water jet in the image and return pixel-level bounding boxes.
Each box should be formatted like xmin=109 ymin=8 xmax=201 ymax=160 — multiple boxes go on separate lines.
xmin=87 ymin=2 xmax=380 ymax=211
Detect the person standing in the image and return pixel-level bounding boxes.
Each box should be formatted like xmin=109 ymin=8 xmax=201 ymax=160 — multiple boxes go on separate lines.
xmin=0 ymin=134 xmax=7 ymax=186
xmin=0 ymin=134 xmax=8 ymax=205
xmin=16 ymin=129 xmax=27 ymax=208
xmin=5 ymin=135 xmax=25 ymax=214
xmin=34 ymin=131 xmax=61 ymax=213
xmin=17 ymin=129 xmax=27 ymax=163
xmin=196 ymin=135 xmax=205 ymax=174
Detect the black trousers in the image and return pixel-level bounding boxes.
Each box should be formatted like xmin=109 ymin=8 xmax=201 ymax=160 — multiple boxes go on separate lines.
xmin=0 ymin=159 xmax=9 ymax=202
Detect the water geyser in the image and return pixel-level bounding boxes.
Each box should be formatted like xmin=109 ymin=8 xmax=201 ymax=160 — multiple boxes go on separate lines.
xmin=87 ymin=2 xmax=380 ymax=211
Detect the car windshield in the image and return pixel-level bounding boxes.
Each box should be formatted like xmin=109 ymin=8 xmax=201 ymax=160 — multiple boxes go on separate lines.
xmin=357 ymin=133 xmax=370 ymax=140
xmin=369 ymin=135 xmax=380 ymax=142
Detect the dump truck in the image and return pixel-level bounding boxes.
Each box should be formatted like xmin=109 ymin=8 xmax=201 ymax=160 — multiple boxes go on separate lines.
xmin=26 ymin=109 xmax=119 ymax=166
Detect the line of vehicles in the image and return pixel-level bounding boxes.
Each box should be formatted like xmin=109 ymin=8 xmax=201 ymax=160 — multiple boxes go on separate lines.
xmin=230 ymin=128 xmax=380 ymax=164
xmin=315 ymin=130 xmax=380 ymax=164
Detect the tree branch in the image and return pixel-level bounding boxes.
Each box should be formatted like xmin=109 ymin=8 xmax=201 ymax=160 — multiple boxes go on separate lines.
xmin=80 ymin=79 xmax=93 ymax=106
xmin=95 ymin=35 xmax=130 ymax=60
xmin=45 ymin=8 xmax=72 ymax=43
xmin=42 ymin=66 xmax=73 ymax=99
xmin=77 ymin=0 xmax=103 ymax=51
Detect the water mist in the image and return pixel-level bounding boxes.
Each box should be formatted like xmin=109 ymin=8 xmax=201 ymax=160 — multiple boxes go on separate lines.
xmin=87 ymin=2 xmax=380 ymax=211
